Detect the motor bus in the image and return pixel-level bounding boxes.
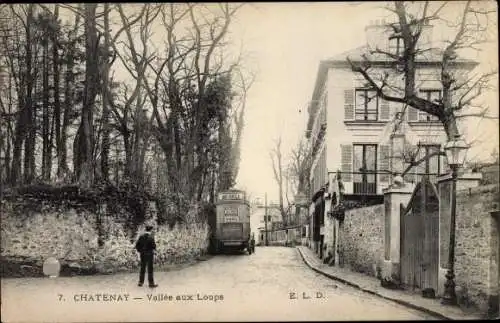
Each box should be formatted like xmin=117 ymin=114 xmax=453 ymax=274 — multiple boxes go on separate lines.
xmin=210 ymin=189 xmax=252 ymax=254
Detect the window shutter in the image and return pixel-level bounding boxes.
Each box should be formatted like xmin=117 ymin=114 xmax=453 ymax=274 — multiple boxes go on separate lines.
xmin=407 ymin=106 xmax=418 ymax=122
xmin=379 ymin=145 xmax=390 ymax=182
xmin=341 ymin=145 xmax=353 ymax=182
xmin=380 ymin=98 xmax=390 ymax=121
xmin=344 ymin=89 xmax=354 ymax=121
xmin=442 ymin=153 xmax=449 ymax=175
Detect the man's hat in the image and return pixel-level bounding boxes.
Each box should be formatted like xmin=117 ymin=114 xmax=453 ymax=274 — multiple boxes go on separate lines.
xmin=145 ymin=225 xmax=154 ymax=232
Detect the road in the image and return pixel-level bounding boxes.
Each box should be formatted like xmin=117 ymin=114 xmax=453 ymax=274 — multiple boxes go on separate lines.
xmin=1 ymin=247 xmax=438 ymax=322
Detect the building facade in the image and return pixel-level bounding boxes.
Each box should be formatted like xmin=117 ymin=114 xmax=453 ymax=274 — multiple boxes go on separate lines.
xmin=253 ymin=202 xmax=283 ymax=245
xmin=306 ymin=20 xmax=477 ymax=257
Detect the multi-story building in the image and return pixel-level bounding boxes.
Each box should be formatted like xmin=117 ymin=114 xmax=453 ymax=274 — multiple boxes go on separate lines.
xmin=306 ymin=20 xmax=477 ymax=256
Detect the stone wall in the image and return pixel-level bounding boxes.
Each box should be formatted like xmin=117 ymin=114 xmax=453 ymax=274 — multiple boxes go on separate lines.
xmin=339 ymin=204 xmax=385 ymax=277
xmin=1 ymin=197 xmax=210 ymax=277
xmin=454 ymin=184 xmax=499 ymax=315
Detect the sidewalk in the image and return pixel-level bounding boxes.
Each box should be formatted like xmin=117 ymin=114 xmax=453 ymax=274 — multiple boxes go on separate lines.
xmin=296 ymin=246 xmax=483 ymax=321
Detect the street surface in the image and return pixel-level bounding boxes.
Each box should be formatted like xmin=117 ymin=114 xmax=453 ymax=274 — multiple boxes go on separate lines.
xmin=1 ymin=247 xmax=438 ymax=322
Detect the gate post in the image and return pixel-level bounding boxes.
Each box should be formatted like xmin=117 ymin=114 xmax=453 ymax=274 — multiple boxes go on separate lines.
xmin=382 ymin=182 xmax=414 ymax=284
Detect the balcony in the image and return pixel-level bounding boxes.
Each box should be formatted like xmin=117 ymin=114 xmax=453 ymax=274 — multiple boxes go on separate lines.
xmin=337 ymin=170 xmax=385 ymax=204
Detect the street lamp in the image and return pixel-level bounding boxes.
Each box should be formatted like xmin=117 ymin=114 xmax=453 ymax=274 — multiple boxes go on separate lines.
xmin=441 ymin=134 xmax=469 ymax=305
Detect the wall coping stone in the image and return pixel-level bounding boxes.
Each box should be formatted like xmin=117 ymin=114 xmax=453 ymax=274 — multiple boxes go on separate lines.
xmin=437 ymin=172 xmax=483 ymax=183
xmin=345 ymin=204 xmax=384 ymax=215
xmin=456 ymin=184 xmax=499 ymax=197
xmin=383 ymin=184 xmax=415 ymax=195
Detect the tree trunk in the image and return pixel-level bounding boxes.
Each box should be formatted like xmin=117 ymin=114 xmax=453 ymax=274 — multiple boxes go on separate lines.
xmin=60 ymin=8 xmax=80 ymax=180
xmin=48 ymin=107 xmax=55 ymax=180
xmin=23 ymin=4 xmax=36 ymax=184
xmin=25 ymin=58 xmax=36 ymax=184
xmin=209 ymin=169 xmax=215 ymax=203
xmin=113 ymin=144 xmax=120 ymax=185
xmin=42 ymin=32 xmax=50 ymax=181
xmin=123 ymin=129 xmax=132 ymax=178
xmin=131 ymin=95 xmax=144 ymax=184
xmin=3 ymin=73 xmax=14 ymax=183
xmin=10 ymin=98 xmax=27 ymax=185
xmin=76 ymin=3 xmax=98 ymax=188
xmin=52 ymin=4 xmax=63 ymax=179
xmin=100 ymin=2 xmax=111 ymax=182
xmin=60 ymin=50 xmax=74 ymax=178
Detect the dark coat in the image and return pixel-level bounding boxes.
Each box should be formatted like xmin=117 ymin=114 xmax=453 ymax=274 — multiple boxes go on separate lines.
xmin=135 ymin=232 xmax=157 ymax=254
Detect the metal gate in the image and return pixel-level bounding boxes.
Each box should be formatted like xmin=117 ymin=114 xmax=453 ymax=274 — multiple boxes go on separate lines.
xmin=400 ymin=177 xmax=440 ymax=293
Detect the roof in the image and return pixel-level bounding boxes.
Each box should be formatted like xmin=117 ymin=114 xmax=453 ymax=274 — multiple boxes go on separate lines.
xmin=328 ymin=45 xmax=477 ymax=65
xmin=305 ymin=46 xmax=478 ymax=135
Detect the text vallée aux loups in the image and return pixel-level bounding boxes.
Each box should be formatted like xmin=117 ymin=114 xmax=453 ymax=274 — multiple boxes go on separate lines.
xmin=71 ymin=293 xmax=224 ymax=302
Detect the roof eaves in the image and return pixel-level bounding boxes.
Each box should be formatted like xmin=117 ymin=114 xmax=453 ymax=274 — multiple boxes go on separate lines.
xmin=324 ymin=58 xmax=479 ymax=70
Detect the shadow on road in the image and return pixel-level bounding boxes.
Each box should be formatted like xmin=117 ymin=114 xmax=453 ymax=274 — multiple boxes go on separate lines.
xmin=212 ymin=249 xmax=251 ymax=256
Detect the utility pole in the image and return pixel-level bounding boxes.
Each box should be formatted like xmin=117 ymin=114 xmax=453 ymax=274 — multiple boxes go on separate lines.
xmin=264 ymin=193 xmax=269 ymax=246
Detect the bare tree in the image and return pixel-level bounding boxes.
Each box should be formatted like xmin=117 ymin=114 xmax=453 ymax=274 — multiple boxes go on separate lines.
xmin=108 ymin=3 xmax=160 ymax=185
xmin=6 ymin=4 xmax=36 ymax=185
xmin=143 ymin=4 xmax=246 ymax=205
xmin=347 ymin=1 xmax=497 ymax=145
xmin=287 ymin=138 xmax=312 ymax=196
xmin=58 ymin=4 xmax=83 ymax=181
xmin=270 ymin=136 xmax=288 ymax=224
xmin=229 ymin=69 xmax=255 ymax=187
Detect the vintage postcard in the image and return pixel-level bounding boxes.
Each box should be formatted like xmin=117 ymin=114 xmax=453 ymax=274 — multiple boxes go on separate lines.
xmin=1 ymin=1 xmax=498 ymax=322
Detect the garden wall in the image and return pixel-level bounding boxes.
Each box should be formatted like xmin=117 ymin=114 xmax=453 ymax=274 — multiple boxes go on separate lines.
xmin=453 ymin=184 xmax=499 ymax=315
xmin=0 ymin=185 xmax=210 ymax=277
xmin=339 ymin=204 xmax=385 ymax=277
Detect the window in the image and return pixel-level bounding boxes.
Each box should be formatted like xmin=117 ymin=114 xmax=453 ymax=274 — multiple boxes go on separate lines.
xmin=355 ymin=89 xmax=378 ymax=121
xmin=353 ymin=144 xmax=377 ymax=194
xmin=389 ymin=35 xmax=404 ymax=56
xmin=419 ymin=89 xmax=441 ymax=121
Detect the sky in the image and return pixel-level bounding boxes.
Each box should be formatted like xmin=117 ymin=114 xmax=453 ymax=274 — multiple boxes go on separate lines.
xmin=227 ymin=2 xmax=499 ymax=203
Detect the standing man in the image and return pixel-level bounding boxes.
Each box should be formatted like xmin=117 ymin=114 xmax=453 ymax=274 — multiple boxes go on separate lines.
xmin=135 ymin=225 xmax=158 ymax=288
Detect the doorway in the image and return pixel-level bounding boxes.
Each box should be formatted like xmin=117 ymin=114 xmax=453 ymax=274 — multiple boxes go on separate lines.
xmin=319 ymin=235 xmax=324 ymax=259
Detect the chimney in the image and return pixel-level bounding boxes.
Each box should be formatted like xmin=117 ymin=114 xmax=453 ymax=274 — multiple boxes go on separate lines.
xmin=365 ymin=22 xmax=391 ymax=51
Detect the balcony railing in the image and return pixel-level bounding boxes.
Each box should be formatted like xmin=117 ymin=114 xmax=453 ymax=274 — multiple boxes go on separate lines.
xmin=353 ymin=181 xmax=377 ymax=194
xmin=335 ymin=170 xmax=445 ymax=195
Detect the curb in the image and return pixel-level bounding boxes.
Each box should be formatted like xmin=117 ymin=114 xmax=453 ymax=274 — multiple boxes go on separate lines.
xmin=296 ymin=247 xmax=452 ymax=321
